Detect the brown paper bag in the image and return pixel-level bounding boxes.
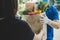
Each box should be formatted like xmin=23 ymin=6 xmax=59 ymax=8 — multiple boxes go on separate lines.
xmin=23 ymin=14 xmax=44 ymax=34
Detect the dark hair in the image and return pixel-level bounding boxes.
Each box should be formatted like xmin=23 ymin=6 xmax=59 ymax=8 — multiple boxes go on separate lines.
xmin=0 ymin=0 xmax=18 ymax=18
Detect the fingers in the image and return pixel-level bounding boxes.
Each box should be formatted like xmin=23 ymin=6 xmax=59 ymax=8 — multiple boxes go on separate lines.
xmin=40 ymin=17 xmax=44 ymax=22
xmin=40 ymin=13 xmax=49 ymax=24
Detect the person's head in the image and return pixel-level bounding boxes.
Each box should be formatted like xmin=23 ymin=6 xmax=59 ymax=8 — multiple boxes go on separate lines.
xmin=25 ymin=1 xmax=34 ymax=11
xmin=0 ymin=0 xmax=18 ymax=18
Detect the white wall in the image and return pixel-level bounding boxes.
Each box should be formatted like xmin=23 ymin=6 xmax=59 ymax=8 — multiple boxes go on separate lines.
xmin=53 ymin=12 xmax=60 ymax=40
xmin=54 ymin=29 xmax=60 ymax=40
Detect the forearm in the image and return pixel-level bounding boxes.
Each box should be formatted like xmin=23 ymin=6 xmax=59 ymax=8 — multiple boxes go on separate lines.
xmin=40 ymin=13 xmax=60 ymax=29
xmin=47 ymin=20 xmax=60 ymax=29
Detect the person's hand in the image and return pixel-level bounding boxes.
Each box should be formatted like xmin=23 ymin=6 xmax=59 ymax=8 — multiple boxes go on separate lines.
xmin=40 ymin=13 xmax=46 ymax=24
xmin=40 ymin=13 xmax=51 ymax=24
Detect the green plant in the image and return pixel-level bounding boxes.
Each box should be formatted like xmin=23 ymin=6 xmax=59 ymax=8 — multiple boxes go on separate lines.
xmin=37 ymin=1 xmax=49 ymax=13
xmin=19 ymin=0 xmax=23 ymax=4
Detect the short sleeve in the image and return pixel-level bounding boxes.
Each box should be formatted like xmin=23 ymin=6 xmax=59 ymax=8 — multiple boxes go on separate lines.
xmin=52 ymin=6 xmax=59 ymax=20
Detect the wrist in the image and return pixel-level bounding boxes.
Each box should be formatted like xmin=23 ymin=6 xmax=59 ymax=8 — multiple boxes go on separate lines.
xmin=47 ymin=19 xmax=52 ymax=24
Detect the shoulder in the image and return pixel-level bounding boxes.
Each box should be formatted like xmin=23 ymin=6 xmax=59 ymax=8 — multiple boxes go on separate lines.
xmin=12 ymin=19 xmax=34 ymax=40
xmin=50 ymin=6 xmax=58 ymax=14
xmin=50 ymin=6 xmax=57 ymax=10
xmin=15 ymin=19 xmax=32 ymax=29
xmin=15 ymin=19 xmax=28 ymax=26
xmin=46 ymin=6 xmax=58 ymax=12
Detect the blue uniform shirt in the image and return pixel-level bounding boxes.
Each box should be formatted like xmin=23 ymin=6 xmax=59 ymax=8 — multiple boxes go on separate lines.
xmin=46 ymin=6 xmax=59 ymax=40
